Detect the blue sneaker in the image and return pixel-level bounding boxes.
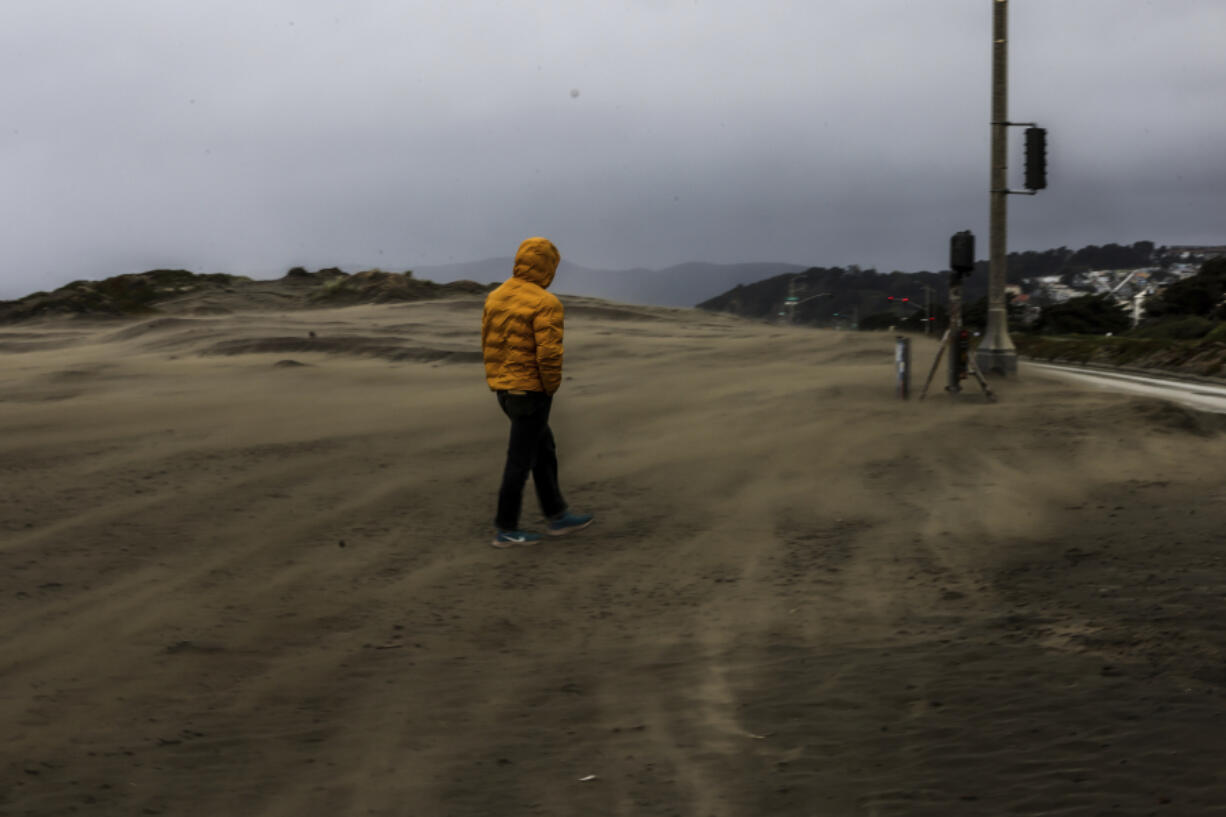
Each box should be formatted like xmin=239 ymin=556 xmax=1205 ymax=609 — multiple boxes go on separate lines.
xmin=548 ymin=510 xmax=594 ymax=536
xmin=491 ymin=529 xmax=543 ymax=548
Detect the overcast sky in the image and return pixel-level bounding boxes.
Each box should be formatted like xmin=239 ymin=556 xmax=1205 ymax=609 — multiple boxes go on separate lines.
xmin=2 ymin=0 xmax=1223 ymax=299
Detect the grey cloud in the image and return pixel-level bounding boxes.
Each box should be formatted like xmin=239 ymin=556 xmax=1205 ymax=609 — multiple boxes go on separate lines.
xmin=1 ymin=0 xmax=1224 ymax=300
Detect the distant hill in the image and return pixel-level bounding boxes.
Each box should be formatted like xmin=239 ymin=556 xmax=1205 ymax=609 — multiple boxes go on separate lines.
xmin=408 ymin=259 xmax=808 ymax=308
xmin=0 ymin=260 xmax=806 ymax=323
xmin=697 ymin=266 xmax=949 ymax=327
xmin=696 ymin=241 xmax=1223 ymax=328
xmin=0 ymin=268 xmax=494 ymax=323
xmin=9 ymin=241 xmax=1219 ymax=324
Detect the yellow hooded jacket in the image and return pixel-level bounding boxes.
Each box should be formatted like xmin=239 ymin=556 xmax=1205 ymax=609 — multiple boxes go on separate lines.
xmin=482 ymin=237 xmax=564 ymax=394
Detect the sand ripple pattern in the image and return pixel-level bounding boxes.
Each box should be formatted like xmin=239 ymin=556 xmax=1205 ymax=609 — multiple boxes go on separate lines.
xmin=2 ymin=301 xmax=1225 ymax=815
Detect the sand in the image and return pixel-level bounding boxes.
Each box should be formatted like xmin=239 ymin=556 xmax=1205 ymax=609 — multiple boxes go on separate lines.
xmin=2 ymin=297 xmax=1225 ymax=816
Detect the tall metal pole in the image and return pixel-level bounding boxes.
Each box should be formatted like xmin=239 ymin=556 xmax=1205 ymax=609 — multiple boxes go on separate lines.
xmin=977 ymin=0 xmax=1018 ymax=375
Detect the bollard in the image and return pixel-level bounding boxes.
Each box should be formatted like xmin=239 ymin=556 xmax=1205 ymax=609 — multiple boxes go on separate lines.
xmin=895 ymin=336 xmax=911 ymax=399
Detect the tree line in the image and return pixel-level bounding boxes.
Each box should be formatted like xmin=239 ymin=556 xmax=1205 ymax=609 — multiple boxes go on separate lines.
xmin=1036 ymin=256 xmax=1226 ymax=338
xmin=698 ymin=241 xmax=1226 ymax=339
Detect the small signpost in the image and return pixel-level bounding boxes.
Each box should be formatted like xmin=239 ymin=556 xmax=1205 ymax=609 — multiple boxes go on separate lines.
xmin=896 ymin=336 xmax=911 ymax=399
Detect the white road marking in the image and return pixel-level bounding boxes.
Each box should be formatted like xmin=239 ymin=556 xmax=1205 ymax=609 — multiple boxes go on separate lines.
xmin=1025 ymin=361 xmax=1226 ymax=415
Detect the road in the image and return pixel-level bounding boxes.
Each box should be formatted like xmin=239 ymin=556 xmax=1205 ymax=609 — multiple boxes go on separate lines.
xmin=1025 ymin=361 xmax=1226 ymax=414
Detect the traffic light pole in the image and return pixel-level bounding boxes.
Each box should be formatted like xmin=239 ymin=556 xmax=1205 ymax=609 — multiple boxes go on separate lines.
xmin=919 ymin=231 xmax=994 ymax=402
xmin=977 ymin=0 xmax=1018 ymax=376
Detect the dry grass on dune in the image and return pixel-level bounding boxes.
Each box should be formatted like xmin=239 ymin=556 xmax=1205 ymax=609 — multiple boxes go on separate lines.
xmin=2 ymin=297 xmax=1226 ymax=816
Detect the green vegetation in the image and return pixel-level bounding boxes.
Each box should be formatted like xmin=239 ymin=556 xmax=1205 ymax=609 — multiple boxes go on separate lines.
xmin=0 ymin=269 xmax=250 ymax=322
xmin=1014 ymin=257 xmax=1226 ymax=378
xmin=305 ymin=268 xmax=492 ymax=305
xmin=306 ymin=269 xmax=432 ymax=304
xmin=1015 ymin=335 xmax=1177 ymax=366
xmin=0 ymin=266 xmax=490 ymax=323
xmin=997 ymin=257 xmax=1225 ymax=340
xmin=697 ymin=241 xmax=1166 ymax=329
xmin=1014 ymin=334 xmax=1225 ymax=378
xmin=1143 ymin=257 xmax=1226 ymax=321
xmin=698 ymin=247 xmax=1225 ymax=380
xmin=1032 ymin=294 xmax=1131 ymax=336
xmin=1132 ymin=315 xmax=1216 ymax=340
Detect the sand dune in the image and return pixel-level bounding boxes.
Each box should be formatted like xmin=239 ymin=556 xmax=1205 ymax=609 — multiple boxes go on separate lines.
xmin=3 ymin=298 xmax=1225 ymax=816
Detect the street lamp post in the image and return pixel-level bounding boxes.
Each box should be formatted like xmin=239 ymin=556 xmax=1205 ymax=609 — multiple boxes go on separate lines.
xmin=783 ymin=275 xmax=833 ymax=325
xmin=977 ymin=0 xmax=1018 ymax=376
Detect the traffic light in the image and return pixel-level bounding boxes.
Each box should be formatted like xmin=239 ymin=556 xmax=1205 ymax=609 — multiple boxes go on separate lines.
xmin=1024 ymin=127 xmax=1047 ymax=190
xmin=950 ymin=230 xmax=975 ymax=283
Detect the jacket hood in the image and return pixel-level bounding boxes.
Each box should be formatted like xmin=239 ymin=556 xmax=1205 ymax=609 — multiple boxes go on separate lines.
xmin=511 ymin=237 xmax=560 ymax=289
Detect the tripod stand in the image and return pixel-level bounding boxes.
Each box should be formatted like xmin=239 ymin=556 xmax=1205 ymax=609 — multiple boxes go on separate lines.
xmin=919 ymin=235 xmax=995 ymax=401
xmin=918 ymin=327 xmax=995 ymax=400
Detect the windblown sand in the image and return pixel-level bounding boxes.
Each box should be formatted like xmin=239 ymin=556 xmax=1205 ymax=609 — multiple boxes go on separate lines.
xmin=3 ymin=297 xmax=1225 ymax=816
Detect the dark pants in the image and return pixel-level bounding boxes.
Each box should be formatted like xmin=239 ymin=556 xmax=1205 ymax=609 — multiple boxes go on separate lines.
xmin=495 ymin=390 xmax=567 ymax=530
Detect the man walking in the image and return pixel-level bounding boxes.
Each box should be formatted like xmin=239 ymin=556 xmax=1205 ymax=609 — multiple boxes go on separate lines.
xmin=482 ymin=237 xmax=593 ymax=547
